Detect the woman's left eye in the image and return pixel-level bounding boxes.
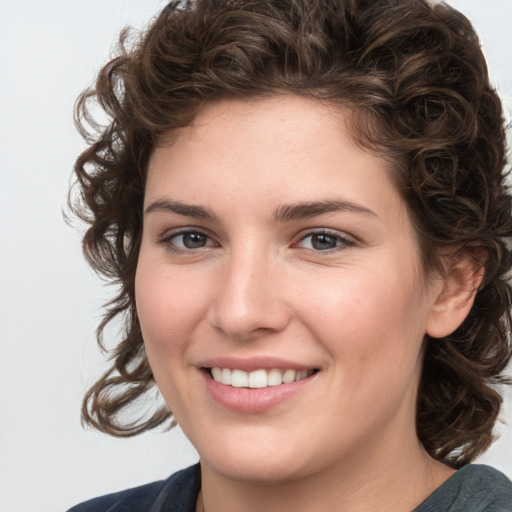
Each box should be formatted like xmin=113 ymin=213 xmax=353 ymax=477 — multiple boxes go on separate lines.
xmin=295 ymin=232 xmax=354 ymax=251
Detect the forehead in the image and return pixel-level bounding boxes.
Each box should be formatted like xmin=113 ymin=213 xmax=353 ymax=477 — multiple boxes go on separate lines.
xmin=148 ymin=95 xmax=396 ymax=201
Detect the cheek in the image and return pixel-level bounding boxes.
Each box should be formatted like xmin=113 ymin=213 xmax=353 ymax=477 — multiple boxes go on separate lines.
xmin=134 ymin=261 xmax=210 ymax=418
xmin=295 ymin=262 xmax=429 ymax=374
xmin=135 ymin=262 xmax=208 ymax=357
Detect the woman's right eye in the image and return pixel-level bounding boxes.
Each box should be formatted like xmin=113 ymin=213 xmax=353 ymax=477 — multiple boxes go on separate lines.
xmin=160 ymin=230 xmax=216 ymax=252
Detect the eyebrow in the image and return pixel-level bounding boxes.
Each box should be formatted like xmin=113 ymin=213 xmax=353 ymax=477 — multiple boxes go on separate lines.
xmin=144 ymin=197 xmax=377 ymax=222
xmin=273 ymin=199 xmax=377 ymax=222
xmin=145 ymin=199 xmax=217 ymax=220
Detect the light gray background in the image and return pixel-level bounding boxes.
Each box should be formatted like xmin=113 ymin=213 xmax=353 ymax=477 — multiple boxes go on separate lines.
xmin=0 ymin=1 xmax=511 ymax=511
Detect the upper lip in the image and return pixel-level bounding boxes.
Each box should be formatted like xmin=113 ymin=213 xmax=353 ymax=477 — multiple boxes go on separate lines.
xmin=197 ymin=356 xmax=318 ymax=372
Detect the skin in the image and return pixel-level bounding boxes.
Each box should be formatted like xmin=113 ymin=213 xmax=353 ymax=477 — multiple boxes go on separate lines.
xmin=135 ymin=95 xmax=478 ymax=511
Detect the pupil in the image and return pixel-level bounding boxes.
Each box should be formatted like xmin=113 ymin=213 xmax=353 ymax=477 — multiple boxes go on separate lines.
xmin=183 ymin=233 xmax=206 ymax=248
xmin=312 ymin=234 xmax=337 ymax=250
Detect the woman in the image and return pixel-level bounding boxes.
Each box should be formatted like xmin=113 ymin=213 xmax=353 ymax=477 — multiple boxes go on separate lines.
xmin=68 ymin=0 xmax=512 ymax=510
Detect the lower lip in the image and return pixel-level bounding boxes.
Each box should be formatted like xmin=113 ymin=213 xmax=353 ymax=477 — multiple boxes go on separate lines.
xmin=202 ymin=371 xmax=316 ymax=413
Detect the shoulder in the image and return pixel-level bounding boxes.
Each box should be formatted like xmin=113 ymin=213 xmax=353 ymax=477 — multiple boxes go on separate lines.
xmin=415 ymin=464 xmax=512 ymax=512
xmin=66 ymin=464 xmax=201 ymax=512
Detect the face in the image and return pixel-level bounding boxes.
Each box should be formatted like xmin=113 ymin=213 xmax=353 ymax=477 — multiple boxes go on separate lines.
xmin=135 ymin=95 xmax=443 ymax=484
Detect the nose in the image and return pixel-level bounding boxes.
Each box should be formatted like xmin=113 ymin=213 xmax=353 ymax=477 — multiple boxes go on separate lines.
xmin=207 ymin=247 xmax=291 ymax=340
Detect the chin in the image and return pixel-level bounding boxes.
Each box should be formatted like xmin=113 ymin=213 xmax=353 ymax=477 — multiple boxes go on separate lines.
xmin=196 ymin=431 xmax=326 ymax=485
xmin=207 ymin=455 xmax=310 ymax=485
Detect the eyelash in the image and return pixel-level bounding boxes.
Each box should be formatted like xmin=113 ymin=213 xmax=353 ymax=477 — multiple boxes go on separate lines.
xmin=158 ymin=228 xmax=355 ymax=254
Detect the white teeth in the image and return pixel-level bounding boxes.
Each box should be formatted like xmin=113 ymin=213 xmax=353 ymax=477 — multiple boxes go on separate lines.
xmin=210 ymin=367 xmax=313 ymax=388
xmin=231 ymin=369 xmax=248 ymax=388
xmin=248 ymin=369 xmax=267 ymax=388
xmin=211 ymin=367 xmax=222 ymax=381
xmin=220 ymin=368 xmax=232 ymax=385
xmin=282 ymin=369 xmax=296 ymax=384
xmin=267 ymin=368 xmax=282 ymax=386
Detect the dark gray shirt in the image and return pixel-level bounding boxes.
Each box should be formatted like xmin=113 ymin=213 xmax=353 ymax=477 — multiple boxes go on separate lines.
xmin=68 ymin=463 xmax=512 ymax=511
xmin=414 ymin=464 xmax=512 ymax=511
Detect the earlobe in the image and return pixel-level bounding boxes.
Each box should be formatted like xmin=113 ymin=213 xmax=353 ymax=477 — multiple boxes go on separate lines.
xmin=426 ymin=249 xmax=485 ymax=339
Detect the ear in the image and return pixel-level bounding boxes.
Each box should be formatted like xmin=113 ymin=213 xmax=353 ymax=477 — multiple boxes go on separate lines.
xmin=426 ymin=248 xmax=485 ymax=339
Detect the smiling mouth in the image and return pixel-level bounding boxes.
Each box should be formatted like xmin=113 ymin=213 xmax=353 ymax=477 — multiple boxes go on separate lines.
xmin=208 ymin=367 xmax=318 ymax=389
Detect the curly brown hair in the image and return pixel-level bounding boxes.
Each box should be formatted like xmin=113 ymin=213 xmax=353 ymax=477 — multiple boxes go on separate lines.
xmin=71 ymin=0 xmax=512 ymax=468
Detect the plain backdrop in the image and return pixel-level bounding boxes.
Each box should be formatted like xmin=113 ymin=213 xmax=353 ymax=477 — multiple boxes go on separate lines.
xmin=0 ymin=1 xmax=511 ymax=511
